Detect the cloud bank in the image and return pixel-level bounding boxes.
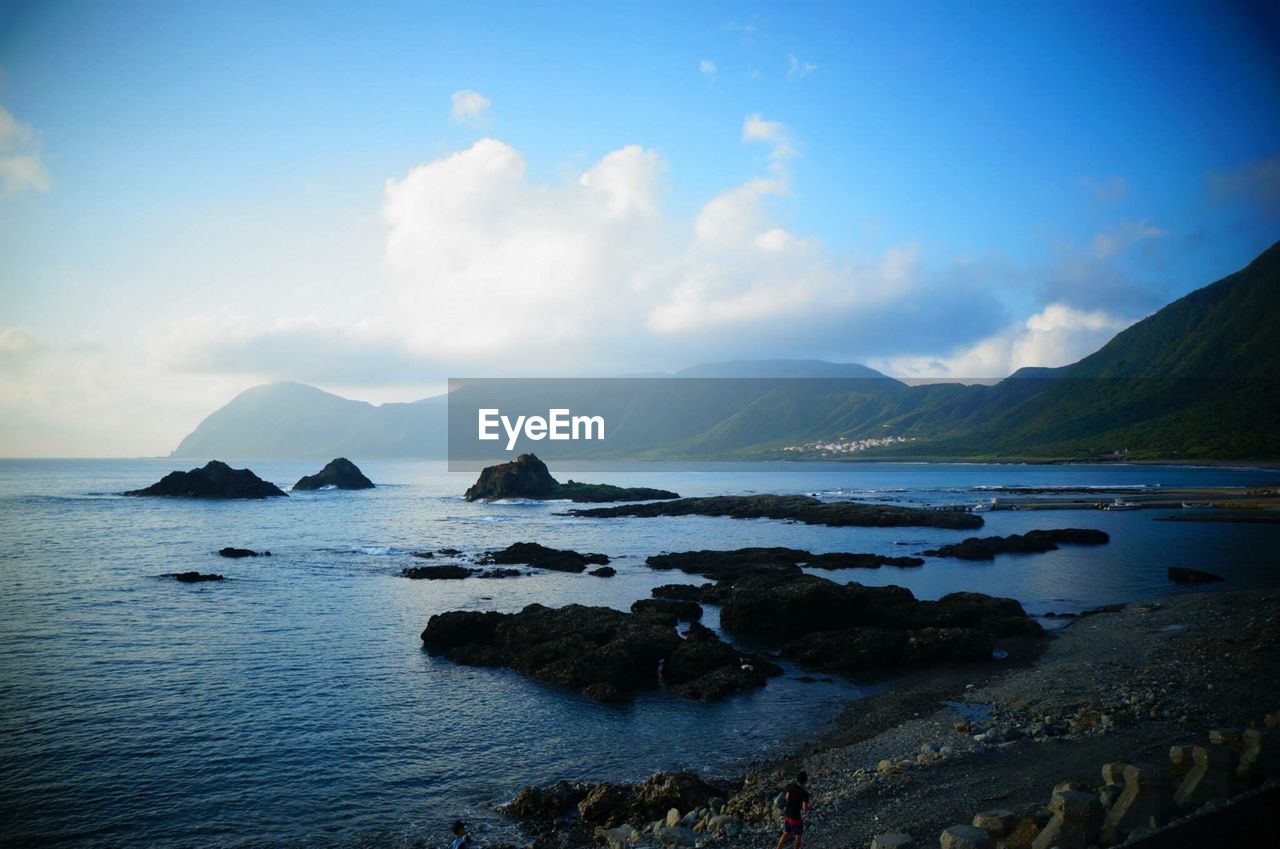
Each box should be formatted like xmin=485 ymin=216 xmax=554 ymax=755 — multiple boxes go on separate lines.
xmin=0 ymin=105 xmax=49 ymax=195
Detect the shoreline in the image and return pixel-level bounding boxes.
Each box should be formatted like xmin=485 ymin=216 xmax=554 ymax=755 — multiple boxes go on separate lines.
xmin=506 ymin=586 xmax=1279 ymax=848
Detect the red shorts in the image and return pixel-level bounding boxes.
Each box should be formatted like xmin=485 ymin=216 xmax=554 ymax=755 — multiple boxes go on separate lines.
xmin=783 ymin=816 xmax=804 ymax=835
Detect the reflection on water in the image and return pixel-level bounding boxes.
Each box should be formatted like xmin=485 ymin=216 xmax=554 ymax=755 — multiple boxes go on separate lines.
xmin=1 ymin=459 xmax=1277 ymax=848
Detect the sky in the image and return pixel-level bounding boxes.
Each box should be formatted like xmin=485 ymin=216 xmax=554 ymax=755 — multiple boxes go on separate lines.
xmin=0 ymin=0 xmax=1278 ymax=456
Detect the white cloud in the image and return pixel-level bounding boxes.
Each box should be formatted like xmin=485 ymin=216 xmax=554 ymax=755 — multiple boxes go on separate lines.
xmin=877 ymin=303 xmax=1136 ymax=379
xmin=0 ymin=105 xmax=49 ymax=196
xmin=378 ymin=117 xmax=922 ymax=364
xmin=450 ymin=89 xmax=491 ymax=125
xmin=0 ymin=326 xmax=43 ymax=359
xmin=1089 ymin=218 xmax=1167 ymax=259
xmin=742 ymin=113 xmax=796 ymax=159
xmin=786 ymin=54 xmax=817 ymax=80
xmin=699 ymin=59 xmax=717 ymax=79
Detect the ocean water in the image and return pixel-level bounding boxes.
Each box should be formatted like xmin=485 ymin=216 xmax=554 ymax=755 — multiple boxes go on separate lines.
xmin=2 ymin=459 xmax=1279 ymax=849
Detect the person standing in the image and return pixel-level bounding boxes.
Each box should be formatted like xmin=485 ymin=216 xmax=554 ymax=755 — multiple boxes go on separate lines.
xmin=774 ymin=771 xmax=811 ymax=849
xmin=450 ymin=820 xmax=472 ymax=849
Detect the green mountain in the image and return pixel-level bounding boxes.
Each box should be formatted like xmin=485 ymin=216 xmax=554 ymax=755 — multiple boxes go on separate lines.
xmin=173 ymin=242 xmax=1280 ymax=462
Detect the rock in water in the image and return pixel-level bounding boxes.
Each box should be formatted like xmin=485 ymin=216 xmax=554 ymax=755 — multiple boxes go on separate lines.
xmin=463 ymin=453 xmax=679 ymax=502
xmin=124 ymin=460 xmax=286 ymax=499
xmin=924 ymin=528 xmax=1109 ymax=560
xmin=480 ymin=541 xmax=609 ymax=573
xmin=399 ymin=564 xmax=474 ymax=579
xmin=292 ymin=457 xmax=374 ymax=490
xmin=219 ymin=547 xmax=269 ymax=558
xmin=569 ymin=493 xmax=984 ymax=529
xmin=421 ymin=603 xmax=778 ymax=701
xmin=161 ymin=572 xmax=225 ymax=582
xmin=1168 ymin=566 xmax=1224 ymax=584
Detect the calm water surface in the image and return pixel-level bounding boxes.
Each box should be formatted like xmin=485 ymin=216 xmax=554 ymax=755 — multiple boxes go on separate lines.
xmin=2 ymin=459 xmax=1278 ymax=848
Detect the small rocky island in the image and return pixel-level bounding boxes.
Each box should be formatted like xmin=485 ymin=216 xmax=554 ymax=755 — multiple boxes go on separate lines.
xmin=124 ymin=460 xmax=286 ymax=498
xmin=421 ymin=603 xmax=781 ymax=701
xmin=160 ymin=571 xmax=225 ymax=583
xmin=568 ymin=493 xmax=984 ymax=529
xmin=922 ymin=528 xmax=1110 ymax=560
xmin=479 ymin=541 xmax=610 ymax=573
xmin=646 ymin=547 xmax=924 ymax=579
xmin=463 ymin=454 xmax=679 ymax=503
xmin=292 ymin=457 xmax=374 ymax=490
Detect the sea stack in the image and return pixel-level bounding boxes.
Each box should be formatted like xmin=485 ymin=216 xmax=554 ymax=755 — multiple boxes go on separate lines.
xmin=292 ymin=457 xmax=375 ymax=491
xmin=463 ymin=453 xmax=678 ymax=503
xmin=124 ymin=460 xmax=287 ymax=499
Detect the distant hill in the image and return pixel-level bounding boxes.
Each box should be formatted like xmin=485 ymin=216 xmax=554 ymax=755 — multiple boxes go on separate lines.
xmin=173 ymin=242 xmax=1280 ymax=461
xmin=171 ymin=382 xmax=447 ymax=459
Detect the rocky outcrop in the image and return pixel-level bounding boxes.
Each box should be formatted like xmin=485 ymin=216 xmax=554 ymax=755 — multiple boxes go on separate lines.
xmin=589 ymin=566 xmax=617 ymax=578
xmin=124 ymin=460 xmax=286 ymax=498
xmin=463 ymin=454 xmax=678 ymax=502
xmin=400 ymin=565 xmax=522 ymax=580
xmin=704 ymin=573 xmax=1039 ymax=672
xmin=421 ymin=603 xmax=779 ymax=701
xmin=218 ymin=547 xmax=270 ymax=558
xmin=631 ymin=598 xmax=704 ymax=622
xmin=291 ymin=457 xmax=374 ymax=490
xmin=480 ymin=542 xmax=609 ymax=573
xmin=161 ymin=571 xmax=225 ymax=582
xmin=569 ymin=494 xmax=984 ymax=529
xmin=503 ymin=771 xmax=739 ymax=831
xmin=645 ymin=547 xmax=923 ymax=581
xmin=1168 ymin=566 xmax=1224 ymax=584
xmin=923 ymin=528 xmax=1109 ymax=560
xmin=400 ymin=564 xmax=474 ymax=579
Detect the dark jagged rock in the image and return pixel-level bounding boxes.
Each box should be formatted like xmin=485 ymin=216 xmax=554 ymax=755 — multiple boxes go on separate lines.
xmin=781 ymin=623 xmax=994 ymax=672
xmin=421 ymin=603 xmax=774 ymax=701
xmin=218 ymin=547 xmax=269 ymax=558
xmin=501 ymin=780 xmax=591 ymax=822
xmin=923 ymin=528 xmax=1109 ymax=560
xmin=400 ymin=564 xmax=474 ymax=579
xmin=645 ymin=547 xmax=921 ymax=581
xmin=782 ymin=627 xmax=909 ymax=670
xmin=420 ymin=610 xmax=505 ymax=649
xmin=292 ymin=457 xmax=374 ymax=491
xmin=718 ymin=574 xmax=1038 ymax=671
xmin=900 ymin=627 xmax=992 ymax=663
xmin=631 ymin=598 xmax=704 ymax=622
xmin=664 ymin=622 xmax=781 ymax=700
xmin=476 ymin=568 xmax=522 ymax=579
xmin=162 ymin=571 xmax=225 ymax=583
xmin=1168 ymin=566 xmax=1225 ymax=584
xmin=480 ymin=541 xmax=609 ymax=573
xmin=719 ymin=574 xmax=916 ymax=638
xmin=588 ymin=566 xmax=616 ymax=578
xmin=568 ymin=494 xmax=984 ymax=529
xmin=504 ymin=772 xmax=737 ymax=829
xmin=463 ymin=453 xmax=678 ymax=503
xmin=124 ymin=460 xmax=286 ymax=499
xmin=652 ymin=583 xmax=730 ymax=604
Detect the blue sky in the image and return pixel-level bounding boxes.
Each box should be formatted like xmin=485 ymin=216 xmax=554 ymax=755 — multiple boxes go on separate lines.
xmin=0 ymin=0 xmax=1278 ymax=455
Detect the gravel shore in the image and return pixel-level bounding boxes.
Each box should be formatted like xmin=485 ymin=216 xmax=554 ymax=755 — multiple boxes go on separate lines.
xmin=713 ymin=586 xmax=1280 ymax=848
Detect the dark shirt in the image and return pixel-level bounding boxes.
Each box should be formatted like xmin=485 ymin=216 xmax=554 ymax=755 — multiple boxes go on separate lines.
xmin=784 ymin=783 xmax=810 ymax=819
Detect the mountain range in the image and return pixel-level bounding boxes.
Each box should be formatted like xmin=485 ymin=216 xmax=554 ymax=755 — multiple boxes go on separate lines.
xmin=172 ymin=241 xmax=1280 ymax=462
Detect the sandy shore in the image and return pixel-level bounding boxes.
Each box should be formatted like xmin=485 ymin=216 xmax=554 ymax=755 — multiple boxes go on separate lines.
xmin=710 ymin=586 xmax=1280 ymax=847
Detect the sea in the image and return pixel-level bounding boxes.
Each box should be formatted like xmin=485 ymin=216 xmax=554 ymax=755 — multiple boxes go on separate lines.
xmin=2 ymin=459 xmax=1279 ymax=849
